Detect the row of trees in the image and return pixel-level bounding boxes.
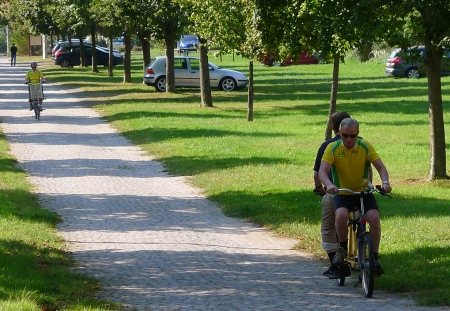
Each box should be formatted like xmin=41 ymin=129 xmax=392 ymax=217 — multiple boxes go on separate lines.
xmin=1 ymin=0 xmax=449 ymax=179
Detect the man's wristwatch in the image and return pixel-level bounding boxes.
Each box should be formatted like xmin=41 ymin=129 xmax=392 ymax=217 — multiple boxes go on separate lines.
xmin=382 ymin=181 xmax=390 ymax=186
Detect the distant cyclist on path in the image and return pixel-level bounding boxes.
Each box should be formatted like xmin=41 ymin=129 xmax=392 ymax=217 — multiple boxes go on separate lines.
xmin=25 ymin=62 xmax=46 ymax=110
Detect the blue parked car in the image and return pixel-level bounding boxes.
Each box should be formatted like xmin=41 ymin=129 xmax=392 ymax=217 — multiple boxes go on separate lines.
xmin=177 ymin=34 xmax=199 ymax=53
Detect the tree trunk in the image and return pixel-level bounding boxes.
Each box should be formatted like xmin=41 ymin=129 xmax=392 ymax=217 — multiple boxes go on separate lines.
xmin=325 ymin=53 xmax=340 ymax=140
xmin=79 ymin=37 xmax=86 ymax=67
xmin=90 ymin=25 xmax=98 ymax=73
xmin=108 ymin=34 xmax=113 ymax=77
xmin=359 ymin=42 xmax=373 ymax=62
xmin=137 ymin=32 xmax=151 ymax=75
xmin=199 ymin=38 xmax=213 ymax=107
xmin=247 ymin=60 xmax=254 ymax=121
xmin=165 ymin=38 xmax=176 ymax=93
xmin=123 ymin=34 xmax=132 ymax=83
xmin=424 ymin=45 xmax=448 ymax=179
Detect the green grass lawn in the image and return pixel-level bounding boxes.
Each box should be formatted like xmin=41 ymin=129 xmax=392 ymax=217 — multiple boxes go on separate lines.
xmin=3 ymin=51 xmax=450 ymax=308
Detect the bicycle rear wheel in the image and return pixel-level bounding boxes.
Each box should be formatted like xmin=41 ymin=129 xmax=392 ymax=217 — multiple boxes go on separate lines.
xmin=361 ymin=232 xmax=375 ymax=297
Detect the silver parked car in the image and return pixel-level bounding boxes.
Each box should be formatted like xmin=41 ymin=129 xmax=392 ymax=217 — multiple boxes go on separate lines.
xmin=143 ymin=56 xmax=249 ymax=92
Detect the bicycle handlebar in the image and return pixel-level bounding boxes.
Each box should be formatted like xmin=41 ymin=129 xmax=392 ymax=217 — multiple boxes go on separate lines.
xmin=329 ymin=184 xmax=392 ymax=198
xmin=25 ymin=80 xmax=46 ymax=84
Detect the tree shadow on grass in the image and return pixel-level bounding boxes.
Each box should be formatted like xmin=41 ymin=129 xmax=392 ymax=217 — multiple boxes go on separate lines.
xmin=208 ymin=188 xmax=450 ymax=227
xmin=0 ymin=239 xmax=116 ymax=310
xmin=378 ymin=246 xmax=450 ymax=306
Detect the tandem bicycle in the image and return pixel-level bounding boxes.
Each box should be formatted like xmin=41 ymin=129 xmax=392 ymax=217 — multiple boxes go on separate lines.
xmin=330 ymin=182 xmax=392 ymax=298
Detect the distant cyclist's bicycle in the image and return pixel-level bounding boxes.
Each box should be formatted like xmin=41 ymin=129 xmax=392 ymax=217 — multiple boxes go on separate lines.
xmin=331 ymin=183 xmax=392 ymax=298
xmin=27 ymin=82 xmax=44 ymax=120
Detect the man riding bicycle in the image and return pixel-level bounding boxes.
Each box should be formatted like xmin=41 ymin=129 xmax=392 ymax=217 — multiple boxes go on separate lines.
xmin=25 ymin=62 xmax=46 ymax=110
xmin=318 ymin=118 xmax=392 ymax=275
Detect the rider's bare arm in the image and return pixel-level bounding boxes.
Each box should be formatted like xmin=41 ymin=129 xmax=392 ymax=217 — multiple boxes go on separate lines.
xmin=318 ymin=161 xmax=338 ymax=194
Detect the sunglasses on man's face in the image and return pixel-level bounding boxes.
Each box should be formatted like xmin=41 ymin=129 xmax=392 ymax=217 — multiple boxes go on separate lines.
xmin=32 ymin=67 xmax=36 ymax=68
xmin=341 ymin=133 xmax=358 ymax=138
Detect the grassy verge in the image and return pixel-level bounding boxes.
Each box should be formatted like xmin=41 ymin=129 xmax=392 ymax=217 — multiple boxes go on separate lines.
xmin=0 ymin=130 xmax=121 ymax=310
xmin=6 ymin=51 xmax=450 ymax=307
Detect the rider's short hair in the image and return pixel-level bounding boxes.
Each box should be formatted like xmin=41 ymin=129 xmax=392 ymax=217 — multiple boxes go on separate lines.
xmin=331 ymin=112 xmax=351 ymax=132
xmin=340 ymin=118 xmax=360 ymax=131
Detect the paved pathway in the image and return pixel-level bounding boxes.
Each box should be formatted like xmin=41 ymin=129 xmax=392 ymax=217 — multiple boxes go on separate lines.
xmin=0 ymin=57 xmax=447 ymax=311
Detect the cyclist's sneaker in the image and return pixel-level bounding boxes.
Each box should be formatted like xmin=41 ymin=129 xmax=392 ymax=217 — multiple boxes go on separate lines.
xmin=322 ymin=266 xmax=340 ymax=278
xmin=374 ymin=261 xmax=385 ymax=275
xmin=322 ymin=266 xmax=333 ymax=277
xmin=328 ymin=266 xmax=340 ymax=279
xmin=322 ymin=267 xmax=331 ymax=277
xmin=332 ymin=247 xmax=347 ymax=266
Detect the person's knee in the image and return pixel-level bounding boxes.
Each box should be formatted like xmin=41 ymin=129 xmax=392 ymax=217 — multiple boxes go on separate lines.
xmin=335 ymin=208 xmax=348 ymax=220
xmin=366 ymin=210 xmax=380 ymax=226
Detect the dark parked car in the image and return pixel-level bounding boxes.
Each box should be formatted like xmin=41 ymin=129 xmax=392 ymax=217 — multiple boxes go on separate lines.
xmin=385 ymin=46 xmax=450 ymax=78
xmin=51 ymin=40 xmax=90 ymax=59
xmin=261 ymin=50 xmax=318 ymax=66
xmin=53 ymin=45 xmax=124 ymax=67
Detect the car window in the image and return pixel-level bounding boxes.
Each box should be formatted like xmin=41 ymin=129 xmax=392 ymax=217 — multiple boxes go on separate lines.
xmin=175 ymin=58 xmax=188 ymax=69
xmin=189 ymin=58 xmax=200 ymax=70
xmin=181 ymin=35 xmax=197 ymax=41
xmin=389 ymin=50 xmax=399 ymax=58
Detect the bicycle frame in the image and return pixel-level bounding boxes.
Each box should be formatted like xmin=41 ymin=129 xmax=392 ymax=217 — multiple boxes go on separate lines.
xmin=347 ymin=210 xmax=360 ymax=270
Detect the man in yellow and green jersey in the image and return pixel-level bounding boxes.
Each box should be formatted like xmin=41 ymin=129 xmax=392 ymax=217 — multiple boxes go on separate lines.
xmin=318 ymin=118 xmax=392 ymax=275
xmin=25 ymin=62 xmax=46 ymax=83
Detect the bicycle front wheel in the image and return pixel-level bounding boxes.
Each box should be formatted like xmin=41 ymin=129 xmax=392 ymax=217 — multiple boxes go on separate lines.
xmin=360 ymin=232 xmax=375 ymax=298
xmin=34 ymin=104 xmax=40 ymax=120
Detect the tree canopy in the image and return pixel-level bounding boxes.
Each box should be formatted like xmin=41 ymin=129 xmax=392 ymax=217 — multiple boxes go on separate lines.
xmin=3 ymin=0 xmax=449 ymax=178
